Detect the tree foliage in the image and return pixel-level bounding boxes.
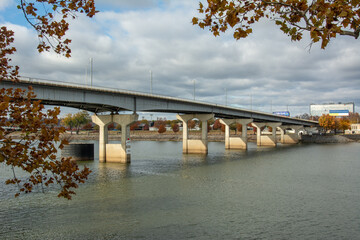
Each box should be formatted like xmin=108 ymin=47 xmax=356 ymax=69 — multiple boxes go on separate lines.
xmin=158 ymin=124 xmax=166 ymax=134
xmin=17 ymin=0 xmax=97 ymax=57
xmin=154 ymin=120 xmax=165 ymax=129
xmin=73 ymin=111 xmax=91 ymax=134
xmin=0 ymin=0 xmax=97 ymax=199
xmin=319 ymin=114 xmax=336 ymax=131
xmin=212 ymin=119 xmax=222 ymax=130
xmin=130 ymin=121 xmax=140 ymax=131
xmin=0 ymin=88 xmax=90 ymax=199
xmin=61 ymin=111 xmax=91 ymax=134
xmin=193 ymin=0 xmax=360 ymax=48
xmin=171 ymin=123 xmax=180 ymax=133
xmin=337 ymin=117 xmax=350 ymax=132
xmin=188 ymin=120 xmax=196 ymax=130
xmin=62 ymin=113 xmax=75 ymax=134
xmin=348 ymin=112 xmax=360 ymax=123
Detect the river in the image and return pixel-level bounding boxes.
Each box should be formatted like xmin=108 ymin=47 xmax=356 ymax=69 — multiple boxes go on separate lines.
xmin=1 ymin=141 xmax=360 ymax=239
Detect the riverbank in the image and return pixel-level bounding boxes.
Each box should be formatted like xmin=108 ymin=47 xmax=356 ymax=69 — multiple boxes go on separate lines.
xmin=8 ymin=130 xmax=360 ymax=144
xmin=60 ymin=130 xmax=257 ymax=142
xmin=300 ymin=134 xmax=360 ymax=143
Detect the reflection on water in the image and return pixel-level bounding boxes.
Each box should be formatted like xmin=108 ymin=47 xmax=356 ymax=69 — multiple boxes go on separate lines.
xmin=1 ymin=141 xmax=360 ymax=239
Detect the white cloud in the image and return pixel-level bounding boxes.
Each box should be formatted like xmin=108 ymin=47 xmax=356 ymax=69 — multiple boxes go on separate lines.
xmin=0 ymin=0 xmax=12 ymax=11
xmin=4 ymin=1 xmax=360 ymax=116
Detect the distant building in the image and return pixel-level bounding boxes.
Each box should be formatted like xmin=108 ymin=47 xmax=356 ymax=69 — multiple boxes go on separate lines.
xmin=310 ymin=102 xmax=355 ymax=116
xmin=348 ymin=124 xmax=360 ymax=134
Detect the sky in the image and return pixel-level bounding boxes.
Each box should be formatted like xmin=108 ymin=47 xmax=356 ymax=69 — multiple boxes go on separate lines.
xmin=1 ymin=0 xmax=360 ymax=118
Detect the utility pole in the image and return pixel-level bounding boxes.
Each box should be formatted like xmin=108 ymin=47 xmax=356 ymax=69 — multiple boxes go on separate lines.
xmin=250 ymin=94 xmax=252 ymax=111
xmin=150 ymin=70 xmax=153 ymax=94
xmin=225 ymin=88 xmax=227 ymax=106
xmin=89 ymin=57 xmax=93 ymax=86
xmin=85 ymin=66 xmax=88 ymax=85
xmin=193 ymin=79 xmax=196 ymax=100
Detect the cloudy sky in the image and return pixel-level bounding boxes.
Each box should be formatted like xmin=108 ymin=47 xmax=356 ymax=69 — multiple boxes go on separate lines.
xmin=1 ymin=0 xmax=360 ymax=118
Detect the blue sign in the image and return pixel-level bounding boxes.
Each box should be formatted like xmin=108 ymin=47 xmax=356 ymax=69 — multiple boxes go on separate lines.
xmin=329 ymin=110 xmax=349 ymax=116
xmin=273 ymin=111 xmax=290 ymax=117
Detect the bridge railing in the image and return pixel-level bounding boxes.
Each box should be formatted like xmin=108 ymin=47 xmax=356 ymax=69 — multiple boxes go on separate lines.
xmin=18 ymin=76 xmax=252 ymax=111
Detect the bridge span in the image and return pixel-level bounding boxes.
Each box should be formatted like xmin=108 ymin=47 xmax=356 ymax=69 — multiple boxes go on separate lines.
xmin=1 ymin=78 xmax=318 ymax=163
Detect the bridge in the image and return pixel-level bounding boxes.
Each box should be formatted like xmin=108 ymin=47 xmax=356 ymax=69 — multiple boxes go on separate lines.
xmin=1 ymin=77 xmax=318 ymax=163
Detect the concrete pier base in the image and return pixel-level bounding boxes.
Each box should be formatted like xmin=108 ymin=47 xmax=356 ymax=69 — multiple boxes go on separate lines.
xmin=220 ymin=119 xmax=253 ymax=150
xmin=105 ymin=144 xmax=128 ymax=163
xmin=187 ymin=140 xmax=208 ymax=154
xmin=279 ymin=125 xmax=303 ymax=144
xmin=252 ymin=122 xmax=282 ymax=147
xmin=92 ymin=114 xmax=138 ymax=163
xmin=176 ymin=113 xmax=214 ymax=154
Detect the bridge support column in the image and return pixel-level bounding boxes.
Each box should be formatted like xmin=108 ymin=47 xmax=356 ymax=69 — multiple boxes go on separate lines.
xmin=91 ymin=115 xmax=112 ymax=163
xmin=176 ymin=114 xmax=214 ymax=154
xmin=279 ymin=125 xmax=303 ymax=144
xmin=220 ymin=119 xmax=253 ymax=150
xmin=91 ymin=114 xmax=138 ymax=163
xmin=112 ymin=114 xmax=139 ymax=163
xmin=252 ymin=122 xmax=282 ymax=147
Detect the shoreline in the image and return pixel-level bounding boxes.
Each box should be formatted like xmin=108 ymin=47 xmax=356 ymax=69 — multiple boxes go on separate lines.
xmin=60 ymin=131 xmax=257 ymax=142
xmin=8 ymin=131 xmax=360 ymax=144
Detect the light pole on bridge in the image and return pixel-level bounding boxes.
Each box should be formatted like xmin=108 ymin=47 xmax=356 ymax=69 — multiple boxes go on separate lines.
xmin=90 ymin=57 xmax=93 ymax=86
xmin=193 ymin=79 xmax=196 ymax=101
xmin=150 ymin=70 xmax=153 ymax=94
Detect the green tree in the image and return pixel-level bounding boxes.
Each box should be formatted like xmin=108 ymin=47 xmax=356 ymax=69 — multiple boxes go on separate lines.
xmin=62 ymin=113 xmax=75 ymax=134
xmin=0 ymin=1 xmax=97 ymax=199
xmin=62 ymin=111 xmax=91 ymax=135
xmin=73 ymin=111 xmax=91 ymax=134
xmin=193 ymin=0 xmax=360 ymax=49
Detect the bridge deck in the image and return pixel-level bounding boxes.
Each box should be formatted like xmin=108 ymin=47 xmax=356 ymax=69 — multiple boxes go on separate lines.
xmin=1 ymin=78 xmax=318 ymax=126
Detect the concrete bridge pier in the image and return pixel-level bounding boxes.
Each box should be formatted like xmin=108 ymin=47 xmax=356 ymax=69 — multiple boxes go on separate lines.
xmin=252 ymin=122 xmax=282 ymax=147
xmin=92 ymin=114 xmax=138 ymax=163
xmin=91 ymin=115 xmax=112 ymax=163
xmin=220 ymin=119 xmax=253 ymax=150
xmin=279 ymin=125 xmax=304 ymax=144
xmin=111 ymin=114 xmax=139 ymax=163
xmin=176 ymin=113 xmax=214 ymax=154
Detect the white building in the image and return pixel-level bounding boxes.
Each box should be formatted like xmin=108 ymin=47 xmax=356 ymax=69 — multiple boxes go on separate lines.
xmin=310 ymin=102 xmax=354 ymax=116
xmin=347 ymin=123 xmax=360 ymax=134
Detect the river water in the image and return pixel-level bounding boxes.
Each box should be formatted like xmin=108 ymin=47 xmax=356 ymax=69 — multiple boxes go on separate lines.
xmin=1 ymin=141 xmax=360 ymax=239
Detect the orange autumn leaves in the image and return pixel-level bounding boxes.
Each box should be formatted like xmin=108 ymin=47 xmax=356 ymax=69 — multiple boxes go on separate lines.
xmin=0 ymin=0 xmax=98 ymax=199
xmin=318 ymin=114 xmax=350 ymax=132
xmin=193 ymin=0 xmax=360 ymax=48
xmin=0 ymin=87 xmax=91 ymax=199
xmin=18 ymin=0 xmax=97 ymax=57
